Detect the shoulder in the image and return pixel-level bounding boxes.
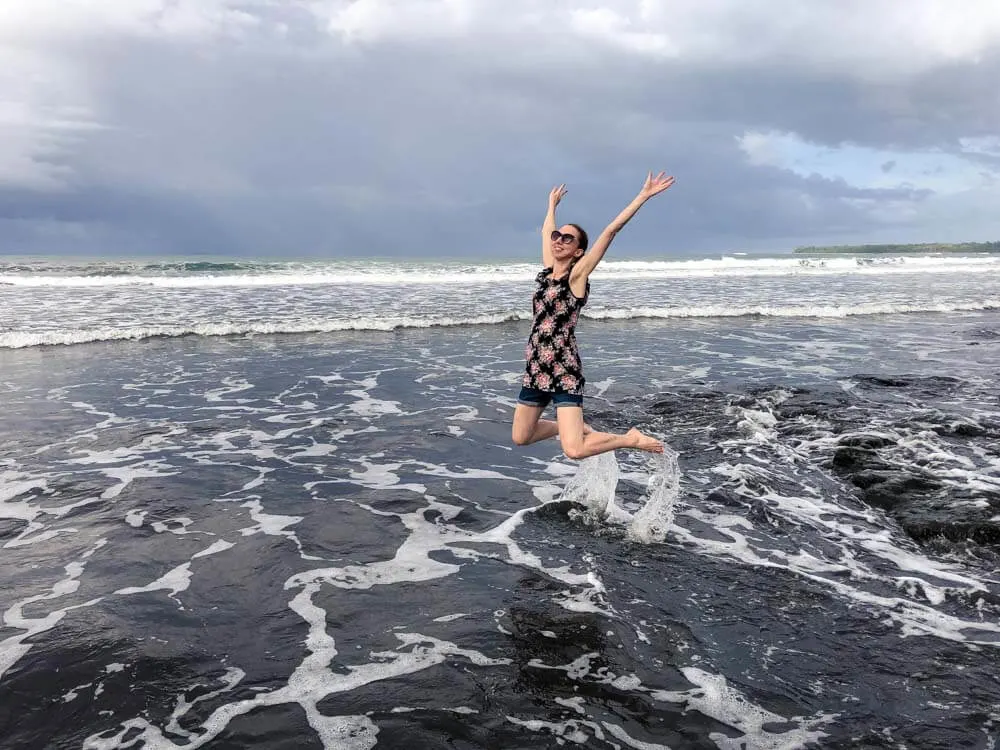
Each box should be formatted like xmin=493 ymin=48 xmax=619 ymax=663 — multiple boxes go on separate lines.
xmin=535 ymin=266 xmax=554 ymax=283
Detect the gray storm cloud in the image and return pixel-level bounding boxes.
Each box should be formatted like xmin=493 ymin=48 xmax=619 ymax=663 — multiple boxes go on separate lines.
xmin=0 ymin=0 xmax=998 ymax=257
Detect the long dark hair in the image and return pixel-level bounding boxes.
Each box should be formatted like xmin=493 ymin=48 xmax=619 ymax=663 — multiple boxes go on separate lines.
xmin=568 ymin=223 xmax=589 ymax=252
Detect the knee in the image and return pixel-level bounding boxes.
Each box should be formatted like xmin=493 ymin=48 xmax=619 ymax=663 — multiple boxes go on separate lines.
xmin=561 ymin=440 xmax=586 ymax=460
xmin=511 ymin=426 xmax=531 ymax=446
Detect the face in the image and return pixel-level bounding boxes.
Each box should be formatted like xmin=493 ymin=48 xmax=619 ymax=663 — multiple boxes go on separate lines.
xmin=550 ymin=225 xmax=583 ymax=261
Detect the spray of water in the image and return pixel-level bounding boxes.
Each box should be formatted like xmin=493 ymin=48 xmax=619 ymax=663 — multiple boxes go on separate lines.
xmin=629 ymin=446 xmax=681 ymax=543
xmin=559 ymin=451 xmax=620 ymax=520
xmin=558 ymin=444 xmax=680 ymax=543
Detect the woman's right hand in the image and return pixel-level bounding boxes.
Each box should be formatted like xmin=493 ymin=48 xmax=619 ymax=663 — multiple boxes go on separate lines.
xmin=549 ymin=184 xmax=567 ymax=207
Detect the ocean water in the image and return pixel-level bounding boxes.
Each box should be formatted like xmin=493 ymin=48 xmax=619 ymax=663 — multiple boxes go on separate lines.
xmin=1 ymin=253 xmax=999 ymax=749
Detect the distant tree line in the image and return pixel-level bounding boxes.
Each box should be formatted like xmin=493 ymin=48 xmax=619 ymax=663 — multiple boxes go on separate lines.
xmin=794 ymin=241 xmax=1000 ymax=254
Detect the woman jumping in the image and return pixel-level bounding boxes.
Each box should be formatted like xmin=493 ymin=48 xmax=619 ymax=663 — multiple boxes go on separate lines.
xmin=511 ymin=171 xmax=676 ymax=459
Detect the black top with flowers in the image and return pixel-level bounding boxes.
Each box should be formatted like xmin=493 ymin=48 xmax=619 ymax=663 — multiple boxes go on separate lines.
xmin=522 ymin=267 xmax=590 ymax=395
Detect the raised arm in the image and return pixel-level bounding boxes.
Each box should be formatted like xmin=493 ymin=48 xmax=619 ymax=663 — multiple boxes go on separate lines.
xmin=571 ymin=171 xmax=674 ymax=284
xmin=542 ymin=184 xmax=567 ymax=268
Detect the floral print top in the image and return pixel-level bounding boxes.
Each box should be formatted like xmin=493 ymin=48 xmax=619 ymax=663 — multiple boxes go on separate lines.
xmin=522 ymin=267 xmax=590 ymax=395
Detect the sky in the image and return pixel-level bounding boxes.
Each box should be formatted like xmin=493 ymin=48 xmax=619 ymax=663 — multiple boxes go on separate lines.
xmin=0 ymin=0 xmax=998 ymax=259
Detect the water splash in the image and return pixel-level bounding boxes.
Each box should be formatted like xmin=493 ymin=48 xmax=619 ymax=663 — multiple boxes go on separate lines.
xmin=630 ymin=446 xmax=681 ymax=544
xmin=558 ymin=445 xmax=681 ymax=543
xmin=559 ymin=451 xmax=620 ymax=520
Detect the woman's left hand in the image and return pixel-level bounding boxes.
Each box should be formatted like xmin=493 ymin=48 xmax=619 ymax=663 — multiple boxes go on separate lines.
xmin=638 ymin=171 xmax=675 ymax=199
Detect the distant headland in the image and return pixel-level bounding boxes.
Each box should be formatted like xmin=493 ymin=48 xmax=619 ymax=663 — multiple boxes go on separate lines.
xmin=794 ymin=242 xmax=1000 ymax=254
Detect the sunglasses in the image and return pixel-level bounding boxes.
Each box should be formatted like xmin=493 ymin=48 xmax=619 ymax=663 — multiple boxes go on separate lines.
xmin=550 ymin=230 xmax=579 ymax=244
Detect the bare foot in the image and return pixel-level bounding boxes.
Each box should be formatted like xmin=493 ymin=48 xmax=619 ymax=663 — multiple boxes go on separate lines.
xmin=626 ymin=428 xmax=664 ymax=453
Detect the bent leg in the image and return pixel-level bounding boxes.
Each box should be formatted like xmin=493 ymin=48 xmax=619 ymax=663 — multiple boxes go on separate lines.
xmin=512 ymin=404 xmax=560 ymax=446
xmin=556 ymin=406 xmax=664 ymax=459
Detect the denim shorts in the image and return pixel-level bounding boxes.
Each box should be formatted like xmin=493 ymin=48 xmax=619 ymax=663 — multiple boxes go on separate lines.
xmin=517 ymin=385 xmax=583 ymax=409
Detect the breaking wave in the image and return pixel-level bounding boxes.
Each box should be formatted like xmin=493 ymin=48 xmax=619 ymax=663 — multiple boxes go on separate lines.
xmin=5 ymin=299 xmax=999 ymax=348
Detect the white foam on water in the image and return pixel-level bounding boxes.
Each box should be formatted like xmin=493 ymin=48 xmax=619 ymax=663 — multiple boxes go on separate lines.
xmin=525 ymin=652 xmax=835 ymax=749
xmin=410 ymin=460 xmax=533 ymax=482
xmin=150 ymin=518 xmax=197 ymax=535
xmin=193 ymin=540 xmax=234 ymax=559
xmin=113 ymin=539 xmax=233 ymax=607
xmin=3 ymin=524 xmax=75 ymax=549
xmin=163 ymin=667 xmax=246 ymax=741
xmin=345 ymin=391 xmax=403 ymax=418
xmin=0 ymin=542 xmax=106 ymax=679
xmin=238 ymin=498 xmax=303 ymax=540
xmin=62 ymin=685 xmax=88 ymax=703
xmin=203 ymin=378 xmax=255 ymax=403
xmin=226 ymin=496 xmax=322 ymax=560
xmin=652 ymin=667 xmax=836 ymax=750
xmin=449 ymin=406 xmax=479 ymax=422
xmin=504 ymin=715 xmax=597 ymax=745
xmin=685 ymin=393 xmax=1000 ymax=647
xmin=673 ymin=506 xmax=1000 ymax=646
xmin=432 ymin=613 xmax=468 ymax=622
xmin=281 ymin=492 xmax=611 ymax=641
xmin=84 ymin=621 xmax=506 ymax=750
xmin=590 ymin=378 xmax=615 ymax=397
xmin=114 ymin=563 xmax=193 ymax=605
xmin=343 ymin=459 xmax=426 ymax=493
xmin=288 ymin=441 xmax=339 ymax=458
xmin=0 ymin=474 xmax=47 ymax=521
xmin=286 ymin=499 xmax=465 ymax=591
xmin=555 ymin=696 xmax=588 ymax=714
xmin=0 ymin=469 xmax=109 ymax=546
xmin=601 ymin=721 xmax=674 ymax=750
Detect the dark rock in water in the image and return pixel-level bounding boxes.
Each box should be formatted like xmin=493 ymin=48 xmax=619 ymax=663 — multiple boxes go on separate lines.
xmin=838 ymin=434 xmax=897 ymax=450
xmin=860 ymin=474 xmax=942 ymax=512
xmin=651 ymin=399 xmax=680 ymax=414
xmin=651 ymin=388 xmax=725 ymax=414
xmin=933 ymin=419 xmax=997 ymax=439
xmin=534 ymin=499 xmax=585 ymax=519
xmin=705 ymin=488 xmax=745 ymax=508
xmin=905 ymin=521 xmax=1000 ymax=546
xmin=721 ymin=373 xmax=998 ymax=558
xmin=729 ymin=385 xmax=806 ymax=412
xmin=853 ymin=375 xmax=913 ymax=388
xmin=831 ymin=446 xmax=891 ymax=471
xmin=774 ymin=387 xmax=853 ymax=419
xmin=852 ymin=374 xmax=965 ymax=397
xmin=848 ymin=470 xmax=898 ymax=490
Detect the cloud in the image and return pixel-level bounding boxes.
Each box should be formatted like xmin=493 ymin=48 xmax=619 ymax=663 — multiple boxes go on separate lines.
xmin=307 ymin=0 xmax=1000 ymax=73
xmin=0 ymin=0 xmax=999 ymax=257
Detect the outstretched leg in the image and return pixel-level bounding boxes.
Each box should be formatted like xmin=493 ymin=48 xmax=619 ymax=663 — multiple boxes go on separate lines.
xmin=556 ymin=406 xmax=663 ymax=459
